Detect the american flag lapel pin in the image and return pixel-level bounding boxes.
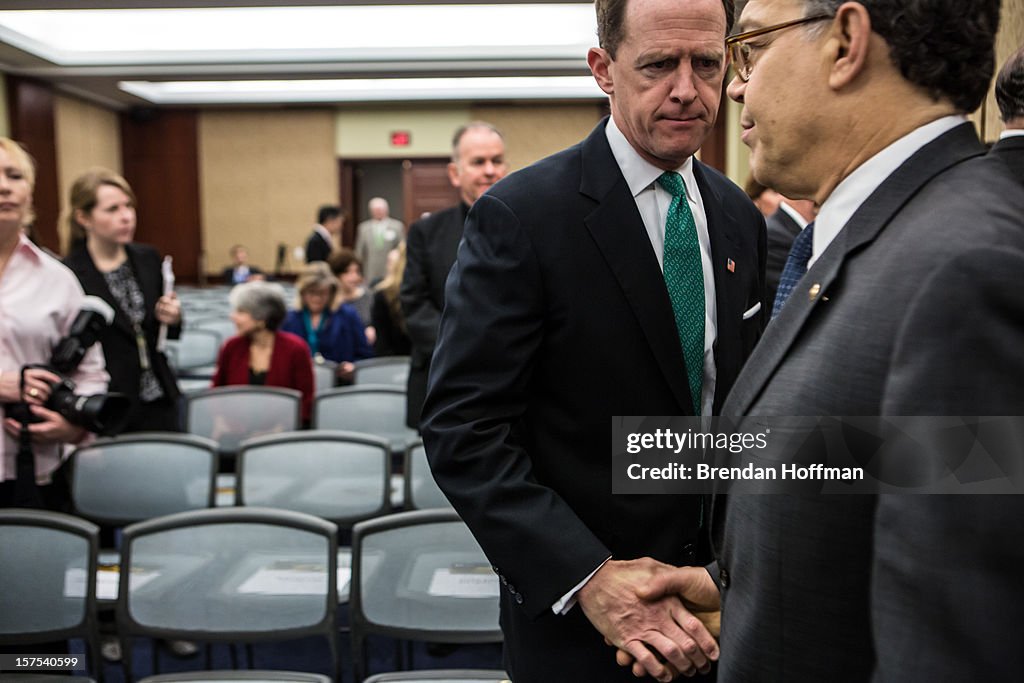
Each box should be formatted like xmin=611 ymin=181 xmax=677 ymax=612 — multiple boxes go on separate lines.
xmin=726 ymin=258 xmax=735 ymax=273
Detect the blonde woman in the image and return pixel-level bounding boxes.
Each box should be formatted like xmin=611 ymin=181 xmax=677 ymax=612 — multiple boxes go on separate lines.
xmin=63 ymin=168 xmax=182 ymax=433
xmin=370 ymin=242 xmax=411 ymax=356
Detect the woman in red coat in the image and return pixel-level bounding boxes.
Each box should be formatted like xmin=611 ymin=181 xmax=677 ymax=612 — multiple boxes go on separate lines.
xmin=213 ymin=281 xmax=314 ymax=423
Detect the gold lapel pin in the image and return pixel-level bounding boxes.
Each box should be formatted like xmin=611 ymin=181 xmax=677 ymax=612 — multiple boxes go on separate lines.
xmin=809 ymin=283 xmax=821 ymax=301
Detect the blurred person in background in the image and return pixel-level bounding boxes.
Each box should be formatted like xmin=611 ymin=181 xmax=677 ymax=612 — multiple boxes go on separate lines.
xmin=64 ymin=167 xmax=182 ymax=433
xmin=213 ymin=280 xmax=314 ymax=423
xmin=744 ymin=175 xmax=782 ymax=217
xmin=221 ymin=244 xmax=265 ymax=285
xmin=328 ymin=247 xmax=375 ymax=345
xmin=371 ymin=242 xmax=411 ymax=357
xmin=306 ymin=204 xmax=342 ymax=263
xmin=992 ymin=43 xmax=1024 ymax=183
xmin=282 ymin=262 xmax=372 ymax=385
xmin=0 ymin=139 xmax=108 ymax=512
xmin=355 ymin=197 xmax=403 ymax=285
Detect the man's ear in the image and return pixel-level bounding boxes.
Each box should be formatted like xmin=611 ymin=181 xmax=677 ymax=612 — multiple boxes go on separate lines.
xmin=447 ymin=161 xmax=460 ymax=189
xmin=588 ymin=47 xmax=615 ymax=96
xmin=827 ymin=2 xmax=872 ymax=90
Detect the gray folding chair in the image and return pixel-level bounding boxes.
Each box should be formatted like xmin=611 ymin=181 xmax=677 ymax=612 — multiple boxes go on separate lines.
xmin=402 ymin=441 xmax=452 ymax=511
xmin=363 ymin=672 xmax=508 ymax=683
xmin=353 ymin=357 xmax=410 ymax=387
xmin=0 ymin=509 xmax=101 ymax=682
xmin=166 ymin=329 xmax=222 ymax=379
xmin=188 ymin=316 xmax=239 ymax=345
xmin=185 ymin=386 xmax=302 ymax=457
xmin=237 ymin=431 xmax=390 ymax=528
xmin=313 ymin=386 xmax=417 ymax=455
xmin=71 ymin=433 xmax=219 ymax=528
xmin=138 ymin=672 xmax=330 ymax=683
xmin=350 ymin=510 xmax=501 ymax=682
xmin=237 ymin=431 xmax=391 ymax=602
xmin=116 ymin=508 xmax=339 ymax=683
xmin=312 ymin=360 xmax=338 ymax=396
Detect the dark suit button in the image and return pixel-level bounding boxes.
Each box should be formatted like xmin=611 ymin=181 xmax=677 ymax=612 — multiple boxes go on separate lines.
xmin=507 ymin=584 xmax=516 ymax=594
xmin=514 ymin=593 xmax=524 ymax=604
xmin=719 ymin=568 xmax=730 ymax=589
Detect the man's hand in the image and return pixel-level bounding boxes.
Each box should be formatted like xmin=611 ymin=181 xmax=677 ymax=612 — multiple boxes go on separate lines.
xmin=577 ymin=558 xmax=719 ymax=682
xmin=613 ymin=566 xmax=722 ymax=679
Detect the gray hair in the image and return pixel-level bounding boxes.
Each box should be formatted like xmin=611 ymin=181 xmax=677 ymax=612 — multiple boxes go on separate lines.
xmin=451 ymin=121 xmax=504 ymax=162
xmin=230 ymin=280 xmax=288 ymax=331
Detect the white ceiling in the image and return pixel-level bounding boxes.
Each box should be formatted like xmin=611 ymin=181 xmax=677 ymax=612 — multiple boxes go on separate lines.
xmin=0 ymin=1 xmax=603 ymax=108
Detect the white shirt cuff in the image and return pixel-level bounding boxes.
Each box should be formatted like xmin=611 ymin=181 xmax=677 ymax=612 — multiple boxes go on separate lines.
xmin=551 ymin=556 xmax=612 ymax=615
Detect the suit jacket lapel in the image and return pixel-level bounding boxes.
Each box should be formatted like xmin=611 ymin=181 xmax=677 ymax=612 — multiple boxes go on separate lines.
xmin=66 ymin=247 xmax=135 ymax=339
xmin=693 ymin=161 xmax=746 ymax=412
xmin=723 ymin=123 xmax=986 ymax=415
xmin=580 ymin=121 xmax=695 ymax=414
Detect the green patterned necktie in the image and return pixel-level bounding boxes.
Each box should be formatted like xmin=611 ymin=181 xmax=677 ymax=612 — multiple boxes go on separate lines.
xmin=657 ymin=171 xmax=705 ymax=415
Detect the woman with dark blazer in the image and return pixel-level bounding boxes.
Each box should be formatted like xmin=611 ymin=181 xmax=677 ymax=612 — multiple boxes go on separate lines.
xmin=213 ymin=280 xmax=314 ymax=423
xmin=63 ymin=168 xmax=182 ymax=433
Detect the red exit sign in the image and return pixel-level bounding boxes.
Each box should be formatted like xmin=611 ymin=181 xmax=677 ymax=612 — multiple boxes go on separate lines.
xmin=390 ymin=131 xmax=412 ymax=147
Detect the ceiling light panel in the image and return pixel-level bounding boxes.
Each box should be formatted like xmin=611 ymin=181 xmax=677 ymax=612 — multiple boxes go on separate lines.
xmin=0 ymin=5 xmax=597 ymax=65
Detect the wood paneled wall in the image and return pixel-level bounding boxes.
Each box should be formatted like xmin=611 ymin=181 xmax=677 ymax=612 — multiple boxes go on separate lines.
xmin=121 ymin=109 xmax=203 ymax=282
xmin=6 ymin=77 xmax=60 ymax=252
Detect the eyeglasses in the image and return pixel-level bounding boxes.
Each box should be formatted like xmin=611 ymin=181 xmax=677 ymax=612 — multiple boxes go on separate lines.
xmin=726 ymin=14 xmax=832 ymax=82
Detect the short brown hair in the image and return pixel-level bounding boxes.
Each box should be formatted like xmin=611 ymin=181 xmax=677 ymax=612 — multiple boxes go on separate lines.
xmin=596 ymin=0 xmax=734 ymax=58
xmin=327 ymin=247 xmax=362 ymax=277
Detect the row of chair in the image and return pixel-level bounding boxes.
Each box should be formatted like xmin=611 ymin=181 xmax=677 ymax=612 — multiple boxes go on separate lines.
xmin=0 ymin=507 xmax=504 ymax=683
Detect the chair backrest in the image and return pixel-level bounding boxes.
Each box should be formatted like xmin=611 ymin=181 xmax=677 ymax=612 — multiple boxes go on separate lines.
xmin=363 ymin=672 xmax=509 ymax=683
xmin=138 ymin=671 xmax=331 ymax=683
xmin=312 ymin=360 xmax=337 ymax=395
xmin=237 ymin=430 xmax=390 ymax=527
xmin=313 ymin=386 xmax=417 ymax=453
xmin=71 ymin=433 xmax=219 ymax=527
xmin=166 ymin=329 xmax=222 ymax=374
xmin=403 ymin=441 xmax=452 ymax=511
xmin=117 ymin=507 xmax=339 ymax=683
xmin=350 ymin=510 xmax=501 ymax=682
xmin=185 ymin=386 xmax=302 ymax=455
xmin=354 ymin=356 xmax=411 ymax=387
xmin=187 ymin=316 xmax=239 ymax=344
xmin=0 ymin=509 xmax=100 ymax=678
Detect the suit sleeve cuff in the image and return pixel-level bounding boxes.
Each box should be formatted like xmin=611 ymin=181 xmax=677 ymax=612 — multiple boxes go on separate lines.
xmin=551 ymin=556 xmax=612 ymax=615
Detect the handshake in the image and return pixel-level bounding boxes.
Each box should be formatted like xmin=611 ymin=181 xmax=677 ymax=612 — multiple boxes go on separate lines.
xmin=577 ymin=558 xmax=722 ymax=682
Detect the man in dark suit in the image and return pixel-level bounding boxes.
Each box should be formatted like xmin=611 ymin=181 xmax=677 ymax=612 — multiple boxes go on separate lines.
xmin=763 ymin=197 xmax=815 ymax=308
xmin=221 ymin=244 xmax=265 ymax=285
xmin=632 ymin=1 xmax=1024 ymax=681
xmin=305 ymin=205 xmax=342 ymax=263
xmin=420 ymin=0 xmax=765 ymax=680
xmin=992 ymin=43 xmax=1024 ymax=183
xmin=399 ymin=122 xmax=507 ymax=429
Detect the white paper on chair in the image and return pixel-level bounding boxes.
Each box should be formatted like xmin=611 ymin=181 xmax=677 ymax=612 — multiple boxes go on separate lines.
xmin=63 ymin=566 xmax=160 ymax=600
xmin=427 ymin=564 xmax=500 ymax=598
xmin=235 ymin=561 xmax=350 ymax=595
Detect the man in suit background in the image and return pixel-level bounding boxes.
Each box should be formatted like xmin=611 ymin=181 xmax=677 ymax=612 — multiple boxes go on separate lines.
xmin=354 ymin=197 xmax=404 ymax=285
xmin=399 ymin=122 xmax=506 ymax=430
xmin=629 ymin=1 xmax=1024 ymax=681
xmin=221 ymin=244 xmax=265 ymax=285
xmin=305 ymin=204 xmax=342 ymax=263
xmin=992 ymin=43 xmax=1024 ymax=182
xmin=420 ymin=0 xmax=765 ymax=680
xmin=763 ymin=197 xmax=815 ymax=307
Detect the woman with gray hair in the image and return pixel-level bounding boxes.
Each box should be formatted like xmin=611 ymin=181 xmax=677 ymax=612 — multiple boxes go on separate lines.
xmin=212 ymin=280 xmax=314 ymax=422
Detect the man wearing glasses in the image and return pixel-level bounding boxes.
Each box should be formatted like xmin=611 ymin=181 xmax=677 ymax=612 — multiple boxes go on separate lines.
xmin=627 ymin=0 xmax=1024 ymax=680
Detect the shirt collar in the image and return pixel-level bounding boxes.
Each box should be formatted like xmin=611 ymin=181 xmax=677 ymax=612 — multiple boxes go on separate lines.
xmin=14 ymin=231 xmax=44 ymax=264
xmin=811 ymin=115 xmax=966 ymax=266
xmin=999 ymin=128 xmax=1024 ymax=140
xmin=605 ymin=116 xmax=698 ymax=199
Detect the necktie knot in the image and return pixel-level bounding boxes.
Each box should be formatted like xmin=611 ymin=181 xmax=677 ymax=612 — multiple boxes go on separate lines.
xmin=657 ymin=171 xmax=687 ymax=198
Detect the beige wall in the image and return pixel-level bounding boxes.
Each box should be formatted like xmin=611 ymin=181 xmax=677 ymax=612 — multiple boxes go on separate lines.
xmin=199 ymin=109 xmax=337 ymax=276
xmin=53 ymin=94 xmax=122 ymax=253
xmin=336 ymin=106 xmax=470 ymax=158
xmin=470 ymin=103 xmax=605 ymax=172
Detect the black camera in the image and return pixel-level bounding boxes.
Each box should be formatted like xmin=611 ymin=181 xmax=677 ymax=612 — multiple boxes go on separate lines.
xmin=7 ymin=296 xmax=131 ymax=436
